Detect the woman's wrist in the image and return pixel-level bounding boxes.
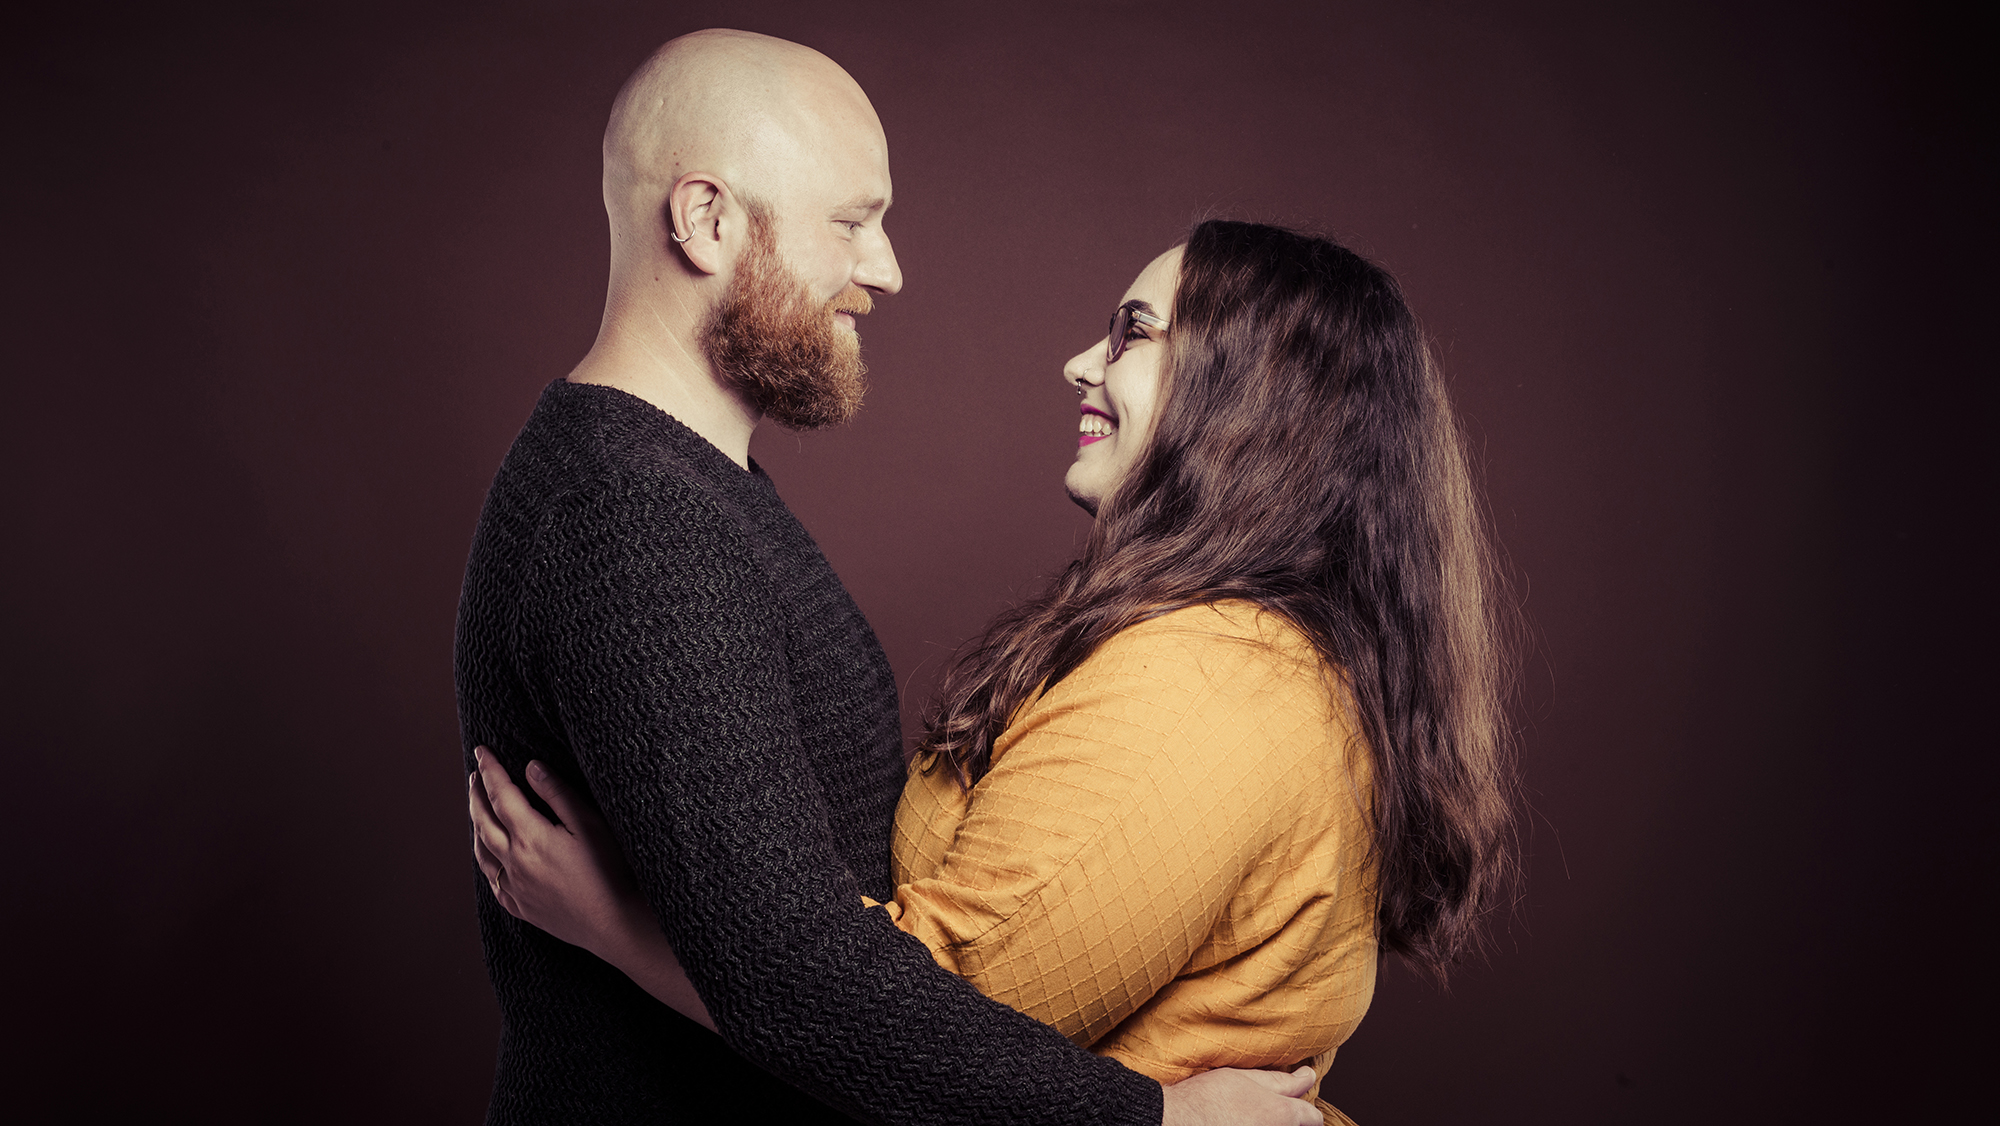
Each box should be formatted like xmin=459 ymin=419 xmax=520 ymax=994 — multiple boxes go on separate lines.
xmin=603 ymin=899 xmax=717 ymax=1031
xmin=596 ymin=894 xmax=665 ymax=975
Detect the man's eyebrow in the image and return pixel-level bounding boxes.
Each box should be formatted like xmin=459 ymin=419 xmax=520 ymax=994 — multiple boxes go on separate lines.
xmin=833 ymin=195 xmax=890 ymax=215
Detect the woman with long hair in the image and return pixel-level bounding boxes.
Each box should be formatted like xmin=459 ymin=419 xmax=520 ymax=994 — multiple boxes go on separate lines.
xmin=470 ymin=219 xmax=1515 ymax=1122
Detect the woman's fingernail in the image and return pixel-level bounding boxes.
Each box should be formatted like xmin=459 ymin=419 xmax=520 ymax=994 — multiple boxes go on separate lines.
xmin=527 ymin=761 xmax=547 ymax=782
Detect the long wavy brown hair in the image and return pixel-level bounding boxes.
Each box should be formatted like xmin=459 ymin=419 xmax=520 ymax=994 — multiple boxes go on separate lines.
xmin=914 ymin=220 xmax=1516 ymax=974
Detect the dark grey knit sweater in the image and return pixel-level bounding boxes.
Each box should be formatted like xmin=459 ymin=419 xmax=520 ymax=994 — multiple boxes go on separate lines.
xmin=456 ymin=381 xmax=1161 ymax=1125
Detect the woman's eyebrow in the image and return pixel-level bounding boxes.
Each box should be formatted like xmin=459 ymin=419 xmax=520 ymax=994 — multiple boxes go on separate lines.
xmin=1123 ymin=298 xmax=1159 ymax=316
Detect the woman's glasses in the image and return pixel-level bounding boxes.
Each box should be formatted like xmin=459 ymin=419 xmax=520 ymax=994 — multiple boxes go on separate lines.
xmin=1108 ymin=301 xmax=1170 ymax=364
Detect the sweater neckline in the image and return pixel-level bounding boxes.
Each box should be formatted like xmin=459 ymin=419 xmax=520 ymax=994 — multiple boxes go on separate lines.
xmin=547 ymin=378 xmax=769 ymax=485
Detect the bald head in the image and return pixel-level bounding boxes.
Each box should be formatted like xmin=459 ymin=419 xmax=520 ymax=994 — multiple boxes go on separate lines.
xmin=573 ymin=31 xmax=900 ymax=462
xmin=603 ymin=30 xmax=888 ymax=261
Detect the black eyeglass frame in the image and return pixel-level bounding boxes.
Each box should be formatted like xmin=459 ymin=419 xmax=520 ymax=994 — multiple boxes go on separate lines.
xmin=1107 ymin=300 xmax=1170 ymax=365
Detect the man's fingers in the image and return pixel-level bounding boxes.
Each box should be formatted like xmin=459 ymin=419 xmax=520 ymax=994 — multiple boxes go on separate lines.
xmin=1284 ymin=1065 xmax=1319 ymax=1124
xmin=1162 ymin=1068 xmax=1323 ymax=1126
xmin=1288 ymin=1066 xmax=1316 ymax=1100
xmin=1235 ymin=1066 xmax=1315 ymax=1100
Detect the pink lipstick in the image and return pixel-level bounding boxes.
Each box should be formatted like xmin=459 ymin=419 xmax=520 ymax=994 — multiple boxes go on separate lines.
xmin=1078 ymin=405 xmax=1114 ymax=447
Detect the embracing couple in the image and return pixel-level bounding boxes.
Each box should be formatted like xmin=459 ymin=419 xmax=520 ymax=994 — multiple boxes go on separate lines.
xmin=457 ymin=28 xmax=1512 ymax=1126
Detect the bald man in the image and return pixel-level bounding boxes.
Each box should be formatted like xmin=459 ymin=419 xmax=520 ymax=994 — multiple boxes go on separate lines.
xmin=456 ymin=30 xmax=1316 ymax=1126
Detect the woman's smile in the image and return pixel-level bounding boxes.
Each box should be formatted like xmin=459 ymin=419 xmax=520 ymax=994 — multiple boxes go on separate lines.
xmin=1079 ymin=405 xmax=1116 ymax=446
xmin=1061 ymin=246 xmax=1179 ymax=513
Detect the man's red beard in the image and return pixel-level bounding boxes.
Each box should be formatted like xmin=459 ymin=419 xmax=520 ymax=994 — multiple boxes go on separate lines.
xmin=701 ymin=214 xmax=873 ymax=431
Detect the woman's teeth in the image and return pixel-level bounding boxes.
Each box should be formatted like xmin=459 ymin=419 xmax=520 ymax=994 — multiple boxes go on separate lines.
xmin=1080 ymin=414 xmax=1115 ymax=437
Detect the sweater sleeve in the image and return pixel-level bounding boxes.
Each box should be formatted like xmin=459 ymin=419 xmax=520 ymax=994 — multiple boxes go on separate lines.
xmin=515 ymin=477 xmax=1162 ymax=1126
xmin=879 ymin=611 xmax=1340 ymax=1061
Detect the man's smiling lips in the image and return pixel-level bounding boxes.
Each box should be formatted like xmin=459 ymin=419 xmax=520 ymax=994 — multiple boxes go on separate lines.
xmin=1079 ymin=404 xmax=1115 ymax=447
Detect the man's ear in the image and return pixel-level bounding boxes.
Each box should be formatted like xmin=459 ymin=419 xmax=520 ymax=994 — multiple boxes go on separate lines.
xmin=667 ymin=173 xmax=735 ymax=276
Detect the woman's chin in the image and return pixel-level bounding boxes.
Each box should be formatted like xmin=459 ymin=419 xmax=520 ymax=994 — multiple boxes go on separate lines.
xmin=1063 ymin=468 xmax=1103 ymax=516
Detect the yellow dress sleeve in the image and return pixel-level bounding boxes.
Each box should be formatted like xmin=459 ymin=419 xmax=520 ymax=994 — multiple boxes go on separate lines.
xmin=879 ymin=604 xmax=1372 ymax=1081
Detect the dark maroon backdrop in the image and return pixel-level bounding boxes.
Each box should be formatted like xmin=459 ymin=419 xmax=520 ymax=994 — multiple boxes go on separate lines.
xmin=5 ymin=1 xmax=1985 ymax=1121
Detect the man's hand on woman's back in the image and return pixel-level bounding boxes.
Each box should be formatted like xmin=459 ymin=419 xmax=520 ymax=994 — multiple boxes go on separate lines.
xmin=1163 ymin=1065 xmax=1323 ymax=1126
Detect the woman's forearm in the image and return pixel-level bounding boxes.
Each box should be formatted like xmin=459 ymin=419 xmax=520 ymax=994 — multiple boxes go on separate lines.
xmin=600 ymin=906 xmax=716 ymax=1032
xmin=469 ymin=751 xmax=716 ymax=1031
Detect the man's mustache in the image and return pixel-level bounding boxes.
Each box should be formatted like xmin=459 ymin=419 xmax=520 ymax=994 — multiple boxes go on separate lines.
xmin=831 ymin=285 xmax=874 ymax=317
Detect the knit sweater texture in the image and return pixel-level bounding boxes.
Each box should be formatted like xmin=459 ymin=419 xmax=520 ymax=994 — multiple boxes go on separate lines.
xmin=455 ymin=380 xmax=1161 ymax=1125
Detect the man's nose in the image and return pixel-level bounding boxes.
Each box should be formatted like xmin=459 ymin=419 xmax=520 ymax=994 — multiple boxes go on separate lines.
xmin=854 ymin=229 xmax=903 ymax=295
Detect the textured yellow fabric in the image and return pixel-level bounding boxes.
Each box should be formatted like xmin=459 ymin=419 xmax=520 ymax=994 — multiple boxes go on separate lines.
xmin=876 ymin=601 xmax=1378 ymax=1119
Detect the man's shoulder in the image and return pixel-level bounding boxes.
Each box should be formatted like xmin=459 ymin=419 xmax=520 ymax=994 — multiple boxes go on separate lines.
xmin=506 ymin=379 xmax=717 ymax=477
xmin=494 ymin=380 xmax=761 ymax=527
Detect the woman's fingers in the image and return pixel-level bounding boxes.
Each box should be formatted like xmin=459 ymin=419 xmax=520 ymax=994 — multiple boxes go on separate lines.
xmin=474 ymin=746 xmax=541 ymax=836
xmin=469 ymin=765 xmax=510 ymax=855
xmin=524 ymin=760 xmax=588 ymax=837
xmin=473 ymin=833 xmax=526 ymax=918
xmin=471 ymin=822 xmax=504 ymax=884
xmin=469 ymin=771 xmax=518 ymax=909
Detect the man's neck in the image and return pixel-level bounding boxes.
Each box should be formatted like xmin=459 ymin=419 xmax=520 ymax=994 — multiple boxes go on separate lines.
xmin=567 ymin=327 xmax=760 ymax=469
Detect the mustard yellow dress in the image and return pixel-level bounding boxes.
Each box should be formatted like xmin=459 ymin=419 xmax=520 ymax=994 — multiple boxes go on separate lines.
xmin=872 ymin=602 xmax=1378 ymax=1123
